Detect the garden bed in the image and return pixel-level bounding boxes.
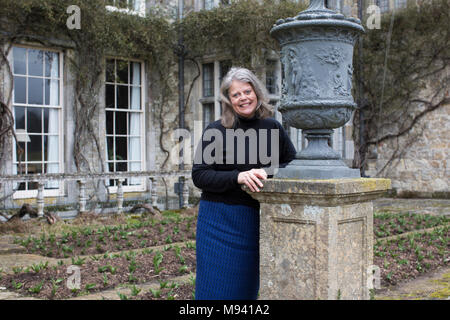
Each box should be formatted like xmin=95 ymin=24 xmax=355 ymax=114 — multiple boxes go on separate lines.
xmin=0 ymin=244 xmax=195 ymax=300
xmin=373 ymin=212 xmax=449 ymax=238
xmin=0 ymin=209 xmax=448 ymax=300
xmin=374 ymin=225 xmax=448 ymax=287
xmin=13 ymin=215 xmax=196 ymax=258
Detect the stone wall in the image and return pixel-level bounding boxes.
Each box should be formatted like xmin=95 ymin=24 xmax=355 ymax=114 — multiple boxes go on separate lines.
xmin=366 ymin=102 xmax=449 ymax=198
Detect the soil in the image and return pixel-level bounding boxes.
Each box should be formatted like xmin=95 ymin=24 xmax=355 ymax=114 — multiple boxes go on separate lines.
xmin=374 ymin=227 xmax=449 ymax=287
xmin=14 ymin=216 xmax=196 ymax=258
xmin=0 ymin=246 xmax=196 ymax=300
xmin=373 ymin=212 xmax=449 ymax=238
xmin=135 ymin=282 xmax=194 ymax=300
xmin=0 ymin=205 xmax=448 ymax=300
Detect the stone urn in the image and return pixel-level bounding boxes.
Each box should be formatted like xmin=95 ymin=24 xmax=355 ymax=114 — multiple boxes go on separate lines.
xmin=271 ymin=0 xmax=365 ymax=179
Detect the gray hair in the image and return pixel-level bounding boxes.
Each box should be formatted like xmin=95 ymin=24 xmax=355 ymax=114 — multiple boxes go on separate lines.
xmin=219 ymin=67 xmax=273 ymax=128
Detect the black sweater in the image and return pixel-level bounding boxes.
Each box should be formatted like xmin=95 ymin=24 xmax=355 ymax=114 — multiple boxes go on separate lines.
xmin=191 ymin=116 xmax=296 ymax=209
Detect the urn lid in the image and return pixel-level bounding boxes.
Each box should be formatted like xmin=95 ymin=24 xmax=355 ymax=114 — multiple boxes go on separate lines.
xmin=271 ymin=0 xmax=364 ymax=37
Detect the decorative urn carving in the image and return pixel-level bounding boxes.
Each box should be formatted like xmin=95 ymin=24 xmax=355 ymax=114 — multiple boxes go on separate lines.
xmin=271 ymin=0 xmax=365 ymax=179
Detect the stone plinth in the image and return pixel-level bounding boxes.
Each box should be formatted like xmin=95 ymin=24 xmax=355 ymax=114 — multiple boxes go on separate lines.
xmin=245 ymin=178 xmax=390 ymax=300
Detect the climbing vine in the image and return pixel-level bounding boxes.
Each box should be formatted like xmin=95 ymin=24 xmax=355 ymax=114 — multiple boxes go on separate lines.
xmin=352 ymin=0 xmax=450 ymax=175
xmin=180 ymin=0 xmax=305 ymax=67
xmin=0 ymin=0 xmax=448 ymax=191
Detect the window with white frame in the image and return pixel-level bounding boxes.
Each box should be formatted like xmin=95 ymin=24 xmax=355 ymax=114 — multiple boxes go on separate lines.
xmin=11 ymin=46 xmax=63 ymax=194
xmin=200 ymin=59 xmax=231 ymax=128
xmin=105 ymin=59 xmax=144 ymax=188
xmin=105 ymin=0 xmax=146 ymax=17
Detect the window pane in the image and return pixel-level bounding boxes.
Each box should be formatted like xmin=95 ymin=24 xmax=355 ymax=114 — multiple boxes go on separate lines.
xmin=128 ymin=113 xmax=140 ymax=135
xmin=44 ymin=135 xmax=59 ymax=163
xmin=27 ymin=108 xmax=42 ymax=133
xmin=130 ymin=62 xmax=141 ymax=85
xmin=45 ymin=79 xmax=59 ymax=105
xmin=117 ymin=60 xmax=129 ymax=84
xmin=106 ymin=84 xmax=115 ymax=108
xmin=106 ymin=59 xmax=115 ymax=82
xmin=266 ymin=60 xmax=277 ymax=95
xmin=116 ymin=161 xmax=128 ymax=172
xmin=115 ymin=137 xmax=127 ymax=161
xmin=27 ymin=163 xmax=42 ymax=175
xmin=15 ymin=106 xmax=25 ymax=129
xmin=28 ymin=78 xmax=44 ymax=105
xmin=27 ymin=135 xmax=42 ymax=161
xmin=43 ymin=108 xmax=49 ymax=133
xmin=43 ymin=108 xmax=59 ymax=134
xmin=45 ymin=51 xmax=59 ymax=78
xmin=203 ymin=63 xmax=214 ymax=97
xmin=14 ymin=76 xmax=26 ymax=104
xmin=204 ymin=0 xmax=214 ymax=10
xmin=13 ymin=47 xmax=26 ymax=75
xmin=106 ymin=111 xmax=114 ymax=134
xmin=28 ymin=49 xmax=43 ymax=77
xmin=130 ymin=86 xmax=141 ymax=110
xmin=203 ymin=103 xmax=215 ymax=128
xmin=107 ymin=137 xmax=114 ymax=160
xmin=117 ymin=85 xmax=129 ymax=109
xmin=115 ymin=111 xmax=127 ymax=135
xmin=16 ymin=142 xmax=25 ymax=164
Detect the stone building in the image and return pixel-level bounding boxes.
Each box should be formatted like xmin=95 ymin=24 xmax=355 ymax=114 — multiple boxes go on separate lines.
xmin=0 ymin=0 xmax=447 ymax=215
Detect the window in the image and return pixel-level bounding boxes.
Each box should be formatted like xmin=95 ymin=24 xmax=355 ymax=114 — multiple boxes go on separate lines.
xmin=105 ymin=59 xmax=144 ymax=188
xmin=11 ymin=46 xmax=63 ymax=194
xmin=379 ymin=0 xmax=390 ymax=13
xmin=394 ymin=0 xmax=407 ymax=9
xmin=202 ymin=63 xmax=214 ymax=97
xmin=266 ymin=60 xmax=278 ymax=95
xmin=200 ymin=59 xmax=231 ymax=128
xmin=202 ymin=103 xmax=215 ymax=129
xmin=105 ymin=0 xmax=146 ymax=17
xmin=203 ymin=0 xmax=215 ymax=10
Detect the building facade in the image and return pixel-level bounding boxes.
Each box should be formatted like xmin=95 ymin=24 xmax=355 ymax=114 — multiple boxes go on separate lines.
xmin=0 ymin=0 xmax=447 ymax=214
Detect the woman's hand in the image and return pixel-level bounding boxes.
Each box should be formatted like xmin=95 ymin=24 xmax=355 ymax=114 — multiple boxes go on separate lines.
xmin=237 ymin=168 xmax=268 ymax=192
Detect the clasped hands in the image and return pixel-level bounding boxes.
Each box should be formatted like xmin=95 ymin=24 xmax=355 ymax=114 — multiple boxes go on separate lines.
xmin=237 ymin=168 xmax=267 ymax=193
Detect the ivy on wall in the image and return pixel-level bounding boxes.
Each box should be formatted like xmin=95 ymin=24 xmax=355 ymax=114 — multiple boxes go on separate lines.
xmin=0 ymin=0 xmax=448 ymax=179
xmin=180 ymin=0 xmax=306 ymax=66
xmin=352 ymin=0 xmax=450 ymax=174
xmin=0 ymin=0 xmax=176 ymax=173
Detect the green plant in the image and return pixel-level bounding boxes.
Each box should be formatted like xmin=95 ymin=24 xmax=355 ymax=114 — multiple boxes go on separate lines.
xmin=118 ymin=292 xmax=128 ymax=300
xmin=131 ymin=285 xmax=141 ymax=296
xmin=153 ymin=251 xmax=164 ymax=275
xmin=28 ymin=281 xmax=44 ymax=294
xmin=71 ymin=256 xmax=86 ymax=266
xmin=11 ymin=280 xmax=23 ymax=290
xmin=85 ymin=283 xmax=97 ymax=291
xmin=31 ymin=261 xmax=49 ymax=273
xmin=150 ymin=288 xmax=161 ymax=298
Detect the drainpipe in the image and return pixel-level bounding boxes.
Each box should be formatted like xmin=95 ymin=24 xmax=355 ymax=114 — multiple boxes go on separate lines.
xmin=357 ymin=0 xmax=366 ymax=177
xmin=178 ymin=0 xmax=185 ymax=208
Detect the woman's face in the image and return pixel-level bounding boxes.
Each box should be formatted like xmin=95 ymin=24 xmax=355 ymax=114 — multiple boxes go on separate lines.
xmin=228 ymin=80 xmax=258 ymax=119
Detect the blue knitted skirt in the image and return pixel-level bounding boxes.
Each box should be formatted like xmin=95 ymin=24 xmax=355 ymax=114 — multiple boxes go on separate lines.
xmin=195 ymin=200 xmax=260 ymax=300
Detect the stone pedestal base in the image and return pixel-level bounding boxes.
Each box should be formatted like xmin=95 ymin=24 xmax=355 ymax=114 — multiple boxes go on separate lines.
xmin=246 ymin=178 xmax=390 ymax=300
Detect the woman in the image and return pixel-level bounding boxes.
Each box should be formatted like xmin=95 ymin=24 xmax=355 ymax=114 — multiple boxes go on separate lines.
xmin=192 ymin=67 xmax=296 ymax=300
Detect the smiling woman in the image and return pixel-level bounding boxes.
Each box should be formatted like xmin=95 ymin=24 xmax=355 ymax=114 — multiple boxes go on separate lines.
xmin=192 ymin=67 xmax=297 ymax=300
xmin=228 ymin=80 xmax=258 ymax=119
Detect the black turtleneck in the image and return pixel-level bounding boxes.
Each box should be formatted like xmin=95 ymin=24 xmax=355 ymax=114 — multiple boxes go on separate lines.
xmin=191 ymin=116 xmax=296 ymax=209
